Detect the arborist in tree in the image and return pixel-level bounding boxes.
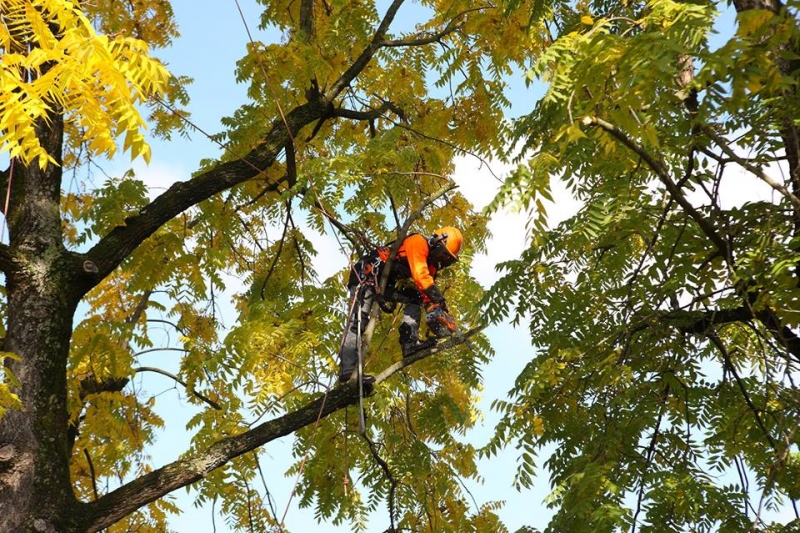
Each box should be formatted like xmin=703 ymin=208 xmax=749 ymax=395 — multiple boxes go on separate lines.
xmin=338 ymin=226 xmax=463 ymax=384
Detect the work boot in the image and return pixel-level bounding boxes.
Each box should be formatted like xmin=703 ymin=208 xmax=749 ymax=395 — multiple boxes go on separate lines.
xmin=401 ymin=338 xmax=436 ymax=358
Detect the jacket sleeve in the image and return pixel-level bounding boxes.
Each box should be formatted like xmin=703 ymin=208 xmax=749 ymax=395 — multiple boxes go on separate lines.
xmin=404 ymin=234 xmax=436 ymax=292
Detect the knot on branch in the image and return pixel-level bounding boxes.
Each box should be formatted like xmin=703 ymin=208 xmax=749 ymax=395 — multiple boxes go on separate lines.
xmin=0 ymin=444 xmax=14 ymax=463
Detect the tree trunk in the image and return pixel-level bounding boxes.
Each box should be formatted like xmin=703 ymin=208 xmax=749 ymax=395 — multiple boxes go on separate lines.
xmin=0 ymin=112 xmax=88 ymax=531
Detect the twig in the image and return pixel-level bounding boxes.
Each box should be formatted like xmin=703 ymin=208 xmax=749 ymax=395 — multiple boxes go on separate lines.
xmin=582 ymin=116 xmax=731 ymax=259
xmin=701 ymin=125 xmax=800 ymax=214
xmin=707 ymin=335 xmax=777 ymax=451
xmin=260 ymin=206 xmax=291 ymax=299
xmin=133 ymin=366 xmax=222 ymax=410
xmin=84 ymin=448 xmax=99 ymax=501
xmin=361 ymin=433 xmax=397 ymax=530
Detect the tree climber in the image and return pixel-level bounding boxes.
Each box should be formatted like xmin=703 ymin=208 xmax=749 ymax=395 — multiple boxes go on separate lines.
xmin=337 ymin=226 xmax=463 ymax=384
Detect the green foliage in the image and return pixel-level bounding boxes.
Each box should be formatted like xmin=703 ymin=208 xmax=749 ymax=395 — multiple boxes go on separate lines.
xmin=16 ymin=0 xmax=800 ymax=529
xmin=482 ymin=0 xmax=800 ymax=530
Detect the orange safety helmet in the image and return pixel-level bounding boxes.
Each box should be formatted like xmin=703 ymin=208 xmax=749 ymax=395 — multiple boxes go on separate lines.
xmin=433 ymin=226 xmax=463 ymax=261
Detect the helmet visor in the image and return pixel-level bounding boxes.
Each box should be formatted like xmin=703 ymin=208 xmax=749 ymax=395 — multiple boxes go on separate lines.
xmin=431 ymin=243 xmax=458 ymax=268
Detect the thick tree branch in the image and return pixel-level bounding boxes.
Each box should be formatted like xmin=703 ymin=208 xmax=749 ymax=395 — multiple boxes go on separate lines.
xmin=82 ymin=383 xmax=362 ymax=530
xmin=630 ymin=304 xmax=800 ymax=364
xmin=582 ymin=115 xmax=731 ymax=258
xmin=326 ymin=0 xmax=405 ymax=99
xmin=81 ymin=332 xmax=477 ymax=532
xmin=84 ymin=0 xmax=443 ymax=288
xmin=632 ymin=306 xmax=754 ymax=335
xmin=85 ymin=99 xmax=331 ymax=284
xmin=752 ymin=306 xmax=800 ymax=364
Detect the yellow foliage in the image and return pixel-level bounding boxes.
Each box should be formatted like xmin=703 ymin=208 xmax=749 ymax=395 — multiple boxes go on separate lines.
xmin=0 ymin=352 xmax=23 ymax=419
xmin=0 ymin=0 xmax=170 ymax=167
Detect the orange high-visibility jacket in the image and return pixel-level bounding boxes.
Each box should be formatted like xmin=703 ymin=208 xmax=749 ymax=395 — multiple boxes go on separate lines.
xmin=377 ymin=233 xmax=437 ymax=294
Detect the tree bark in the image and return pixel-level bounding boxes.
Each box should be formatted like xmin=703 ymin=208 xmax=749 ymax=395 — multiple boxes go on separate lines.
xmin=0 ymin=111 xmax=87 ymax=531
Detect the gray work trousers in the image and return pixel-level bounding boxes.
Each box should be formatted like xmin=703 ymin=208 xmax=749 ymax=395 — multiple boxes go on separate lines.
xmin=338 ymin=283 xmax=421 ymax=381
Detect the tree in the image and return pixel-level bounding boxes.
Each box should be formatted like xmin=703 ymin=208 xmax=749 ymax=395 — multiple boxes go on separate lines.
xmin=0 ymin=0 xmax=532 ymax=531
xmin=484 ymin=0 xmax=800 ymax=530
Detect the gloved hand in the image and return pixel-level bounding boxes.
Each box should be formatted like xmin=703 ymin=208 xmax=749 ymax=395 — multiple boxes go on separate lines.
xmin=425 ymin=305 xmax=457 ymax=338
xmin=423 ymin=285 xmax=446 ymax=306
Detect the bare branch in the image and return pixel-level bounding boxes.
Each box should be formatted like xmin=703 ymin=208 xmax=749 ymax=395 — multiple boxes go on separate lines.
xmin=330 ymin=102 xmax=392 ymax=121
xmin=582 ymin=115 xmax=731 ymax=258
xmin=133 ymin=347 xmax=189 ymax=357
xmin=308 ymin=196 xmax=372 ymax=251
xmin=83 ymin=448 xmax=99 ymax=501
xmin=259 ymin=206 xmax=291 ymax=300
xmin=379 ymin=6 xmax=486 ymax=47
xmin=133 ymin=366 xmax=222 ymax=411
xmin=361 ymin=432 xmax=397 ymax=530
xmin=701 ymin=125 xmax=800 ymax=214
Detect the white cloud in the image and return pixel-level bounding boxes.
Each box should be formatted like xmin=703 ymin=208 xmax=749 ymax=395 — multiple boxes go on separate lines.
xmin=453 ymin=155 xmax=582 ymax=287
